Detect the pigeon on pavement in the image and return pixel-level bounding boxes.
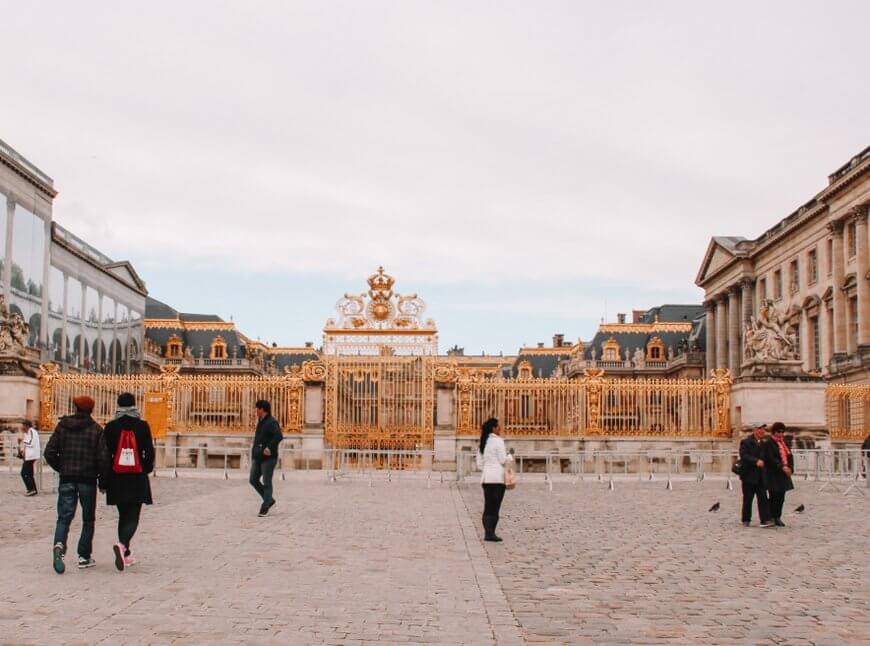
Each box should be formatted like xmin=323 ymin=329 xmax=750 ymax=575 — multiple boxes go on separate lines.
xmin=794 ymin=504 xmax=805 ymax=513
xmin=708 ymin=502 xmax=720 ymax=512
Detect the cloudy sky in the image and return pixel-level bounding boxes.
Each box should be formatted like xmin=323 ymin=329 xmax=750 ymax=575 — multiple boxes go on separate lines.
xmin=2 ymin=1 xmax=868 ymax=353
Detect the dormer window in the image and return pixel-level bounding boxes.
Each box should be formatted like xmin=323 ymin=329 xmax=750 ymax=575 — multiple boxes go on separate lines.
xmin=166 ymin=335 xmax=182 ymax=358
xmin=647 ymin=336 xmax=665 ymax=361
xmin=517 ymin=360 xmax=533 ymax=380
xmin=602 ymin=337 xmax=620 ymax=361
xmin=210 ymin=336 xmax=228 ymax=359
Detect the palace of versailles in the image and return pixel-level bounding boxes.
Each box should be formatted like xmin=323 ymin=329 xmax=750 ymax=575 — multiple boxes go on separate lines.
xmin=1 ymin=136 xmax=867 ymax=470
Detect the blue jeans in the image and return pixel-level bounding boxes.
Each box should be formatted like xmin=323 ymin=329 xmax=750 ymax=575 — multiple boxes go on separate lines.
xmin=53 ymin=481 xmax=97 ymax=558
xmin=249 ymin=457 xmax=277 ymax=504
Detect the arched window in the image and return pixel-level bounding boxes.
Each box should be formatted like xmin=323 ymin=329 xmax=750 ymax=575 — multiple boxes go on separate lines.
xmin=166 ymin=334 xmax=182 ymax=358
xmin=210 ymin=336 xmax=228 ymax=359
xmin=647 ymin=336 xmax=665 ymax=361
xmin=603 ymin=337 xmax=620 ymax=361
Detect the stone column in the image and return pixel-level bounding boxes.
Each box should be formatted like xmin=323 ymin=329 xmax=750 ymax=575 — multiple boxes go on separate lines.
xmin=705 ymin=301 xmax=715 ymax=375
xmin=829 ymin=220 xmax=847 ymax=355
xmin=39 ymin=214 xmax=51 ymax=355
xmin=715 ymin=295 xmax=728 ymax=370
xmin=854 ymin=206 xmax=870 ymax=347
xmin=728 ymin=287 xmax=741 ymax=375
xmin=741 ymin=279 xmax=755 ymax=326
xmin=847 ymin=296 xmax=857 ymax=355
xmin=2 ymin=195 xmax=14 ymax=296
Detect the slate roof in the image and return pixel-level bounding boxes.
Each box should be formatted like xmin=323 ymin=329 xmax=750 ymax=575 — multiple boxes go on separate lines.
xmin=145 ymin=297 xmax=179 ymax=319
xmin=508 ymin=352 xmax=571 ymax=378
xmin=639 ymin=304 xmax=704 ymax=324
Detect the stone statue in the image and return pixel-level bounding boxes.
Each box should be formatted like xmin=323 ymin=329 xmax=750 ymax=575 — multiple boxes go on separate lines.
xmin=624 ymin=348 xmax=631 ymax=362
xmin=743 ymin=299 xmax=798 ymax=362
xmin=590 ymin=346 xmax=597 ymax=360
xmin=0 ymin=294 xmax=29 ymax=357
xmin=633 ymin=347 xmax=645 ymax=367
xmin=183 ymin=345 xmax=194 ymax=363
xmin=667 ymin=346 xmax=674 ymax=361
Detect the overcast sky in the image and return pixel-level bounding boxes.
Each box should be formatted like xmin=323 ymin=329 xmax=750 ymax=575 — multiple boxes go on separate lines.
xmin=2 ymin=1 xmax=868 ymax=353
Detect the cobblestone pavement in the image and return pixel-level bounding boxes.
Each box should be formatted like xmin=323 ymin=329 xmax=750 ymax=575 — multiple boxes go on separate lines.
xmin=459 ymin=478 xmax=870 ymax=645
xmin=0 ymin=472 xmax=867 ymax=645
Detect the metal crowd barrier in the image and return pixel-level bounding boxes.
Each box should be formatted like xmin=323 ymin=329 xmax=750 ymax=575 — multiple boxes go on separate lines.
xmin=3 ymin=431 xmax=867 ymax=496
xmin=456 ymin=447 xmax=870 ymax=494
xmin=324 ymin=449 xmax=440 ymax=486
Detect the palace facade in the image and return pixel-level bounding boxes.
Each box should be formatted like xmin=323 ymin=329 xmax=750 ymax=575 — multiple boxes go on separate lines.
xmin=696 ymin=146 xmax=870 ymax=384
xmin=1 ymin=138 xmax=147 ymax=428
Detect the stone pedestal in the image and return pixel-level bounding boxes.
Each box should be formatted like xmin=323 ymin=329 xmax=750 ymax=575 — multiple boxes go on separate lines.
xmin=731 ymin=381 xmax=827 ymax=436
xmin=0 ymin=375 xmax=38 ymax=432
xmin=434 ymin=428 xmax=456 ymax=464
xmin=740 ymin=358 xmax=806 ymax=379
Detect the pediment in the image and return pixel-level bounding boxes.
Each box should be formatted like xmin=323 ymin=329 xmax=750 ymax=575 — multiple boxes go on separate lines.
xmin=696 ymin=239 xmax=739 ymax=286
xmin=105 ymin=261 xmax=147 ymax=293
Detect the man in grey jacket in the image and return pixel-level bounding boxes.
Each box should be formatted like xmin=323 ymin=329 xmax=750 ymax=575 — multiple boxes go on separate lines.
xmin=249 ymin=399 xmax=283 ymax=517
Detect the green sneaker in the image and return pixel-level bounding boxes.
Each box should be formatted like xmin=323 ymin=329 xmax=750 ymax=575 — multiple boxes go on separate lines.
xmin=53 ymin=543 xmax=65 ymax=574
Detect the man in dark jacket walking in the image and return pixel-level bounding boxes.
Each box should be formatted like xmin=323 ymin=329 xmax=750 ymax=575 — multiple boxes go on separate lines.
xmin=739 ymin=424 xmax=774 ymax=527
xmin=862 ymin=434 xmax=870 ymax=478
xmin=102 ymin=392 xmax=155 ymax=572
xmin=250 ymin=399 xmax=282 ymax=517
xmin=44 ymin=396 xmax=108 ymax=573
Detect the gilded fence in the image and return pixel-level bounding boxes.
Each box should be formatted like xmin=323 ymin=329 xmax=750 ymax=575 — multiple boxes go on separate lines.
xmin=825 ymin=384 xmax=870 ymax=441
xmin=37 ymin=363 xmax=307 ymax=437
xmin=451 ymin=367 xmax=732 ymax=438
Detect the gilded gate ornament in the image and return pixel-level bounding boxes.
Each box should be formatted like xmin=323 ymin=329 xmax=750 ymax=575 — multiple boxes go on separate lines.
xmin=583 ymin=367 xmax=605 ymax=434
xmin=38 ymin=362 xmax=60 ymax=430
xmin=710 ymin=368 xmax=733 ymax=437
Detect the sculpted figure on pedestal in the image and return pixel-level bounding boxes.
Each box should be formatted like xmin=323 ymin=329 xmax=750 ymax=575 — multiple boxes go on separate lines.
xmin=743 ymin=299 xmax=798 ymax=362
xmin=0 ymin=294 xmax=29 ymax=356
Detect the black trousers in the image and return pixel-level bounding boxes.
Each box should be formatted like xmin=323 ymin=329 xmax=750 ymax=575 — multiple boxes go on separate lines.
xmin=741 ymin=481 xmax=769 ymax=523
xmin=20 ymin=460 xmax=37 ymax=493
xmin=768 ymin=490 xmax=786 ymax=520
xmin=117 ymin=503 xmax=142 ymax=553
xmin=249 ymin=457 xmax=277 ymax=504
xmin=482 ymin=483 xmax=506 ymax=534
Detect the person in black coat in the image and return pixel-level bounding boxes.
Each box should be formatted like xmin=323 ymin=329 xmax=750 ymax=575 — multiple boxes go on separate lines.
xmin=250 ymin=399 xmax=283 ymax=517
xmin=738 ymin=424 xmax=773 ymax=527
xmin=762 ymin=421 xmax=794 ymax=527
xmin=102 ymin=392 xmax=155 ymax=571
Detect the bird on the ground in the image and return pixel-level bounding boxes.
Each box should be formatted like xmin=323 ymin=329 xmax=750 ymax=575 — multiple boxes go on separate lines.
xmin=794 ymin=504 xmax=805 ymax=513
xmin=708 ymin=502 xmax=720 ymax=512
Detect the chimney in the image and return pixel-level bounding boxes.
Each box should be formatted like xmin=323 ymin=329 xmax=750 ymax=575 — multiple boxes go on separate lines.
xmin=304 ymin=341 xmax=313 ymax=348
xmin=617 ymin=313 xmax=626 ymax=324
xmin=632 ymin=310 xmax=645 ymax=323
xmin=553 ymin=334 xmax=564 ymax=348
xmin=537 ymin=342 xmax=544 ymax=349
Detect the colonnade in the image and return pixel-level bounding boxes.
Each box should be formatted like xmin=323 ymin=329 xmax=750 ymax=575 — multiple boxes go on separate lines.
xmin=705 ymin=205 xmax=869 ymax=378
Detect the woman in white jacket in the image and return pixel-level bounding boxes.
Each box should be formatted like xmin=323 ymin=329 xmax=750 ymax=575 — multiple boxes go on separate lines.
xmin=477 ymin=417 xmax=511 ymax=542
xmin=18 ymin=420 xmax=41 ymax=496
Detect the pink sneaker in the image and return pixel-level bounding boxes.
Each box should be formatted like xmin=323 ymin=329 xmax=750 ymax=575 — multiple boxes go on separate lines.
xmin=112 ymin=544 xmax=125 ymax=571
xmin=123 ymin=554 xmax=136 ymax=568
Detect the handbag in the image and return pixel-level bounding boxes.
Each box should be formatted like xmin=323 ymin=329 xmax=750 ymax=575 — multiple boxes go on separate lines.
xmin=504 ymin=467 xmax=517 ymax=490
xmin=731 ymin=460 xmax=744 ymax=476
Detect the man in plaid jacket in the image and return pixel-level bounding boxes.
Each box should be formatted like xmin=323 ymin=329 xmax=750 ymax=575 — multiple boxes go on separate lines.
xmin=44 ymin=396 xmax=108 ymax=573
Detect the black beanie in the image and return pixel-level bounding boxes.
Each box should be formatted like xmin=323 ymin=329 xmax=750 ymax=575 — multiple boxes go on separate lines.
xmin=117 ymin=392 xmax=135 ymax=408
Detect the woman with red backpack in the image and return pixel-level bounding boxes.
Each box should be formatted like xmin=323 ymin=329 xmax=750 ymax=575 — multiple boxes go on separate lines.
xmin=102 ymin=392 xmax=155 ymax=571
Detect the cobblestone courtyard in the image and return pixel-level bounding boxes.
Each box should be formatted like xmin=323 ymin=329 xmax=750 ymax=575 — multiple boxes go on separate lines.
xmin=0 ymin=472 xmax=867 ymax=645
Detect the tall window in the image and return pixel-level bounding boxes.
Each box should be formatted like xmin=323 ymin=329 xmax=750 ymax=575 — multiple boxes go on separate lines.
xmin=789 ymin=259 xmax=799 ymax=293
xmin=851 ymin=297 xmax=859 ymax=349
xmin=827 ymin=238 xmax=833 ymax=275
xmin=811 ymin=317 xmax=821 ymax=371
xmin=808 ymin=248 xmax=818 ymax=284
xmin=758 ymin=277 xmax=767 ymax=302
xmin=848 ymin=221 xmax=857 ymax=258
xmin=773 ymin=270 xmax=783 ymax=300
xmin=0 ymin=193 xmax=7 ymax=290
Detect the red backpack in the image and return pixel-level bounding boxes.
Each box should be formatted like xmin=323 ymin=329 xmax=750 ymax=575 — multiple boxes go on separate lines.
xmin=113 ymin=429 xmax=143 ymax=474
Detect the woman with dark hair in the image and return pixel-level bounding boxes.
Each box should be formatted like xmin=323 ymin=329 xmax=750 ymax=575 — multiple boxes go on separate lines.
xmin=476 ymin=417 xmax=511 ymax=542
xmin=763 ymin=421 xmax=794 ymax=527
